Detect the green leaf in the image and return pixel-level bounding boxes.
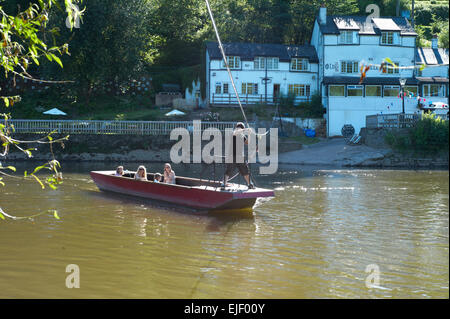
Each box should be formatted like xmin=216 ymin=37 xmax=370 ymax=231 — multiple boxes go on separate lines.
xmin=51 ymin=54 xmax=63 ymax=68
xmin=0 ymin=212 xmax=5 ymax=220
xmin=53 ymin=211 xmax=60 ymax=220
xmin=31 ymin=174 xmax=45 ymax=189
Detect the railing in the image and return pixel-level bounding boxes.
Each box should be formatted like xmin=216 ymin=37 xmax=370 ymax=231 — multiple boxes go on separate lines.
xmin=212 ymin=93 xmax=311 ymax=106
xmin=8 ymin=120 xmax=252 ymax=135
xmin=366 ymin=113 xmax=448 ymax=129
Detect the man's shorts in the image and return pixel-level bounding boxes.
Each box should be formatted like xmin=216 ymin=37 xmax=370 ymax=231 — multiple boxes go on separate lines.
xmin=225 ymin=162 xmax=249 ymax=177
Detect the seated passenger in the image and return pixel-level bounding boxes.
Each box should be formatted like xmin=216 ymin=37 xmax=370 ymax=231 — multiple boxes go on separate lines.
xmin=154 ymin=173 xmax=162 ymax=183
xmin=163 ymin=163 xmax=176 ymax=184
xmin=115 ymin=166 xmax=124 ymax=176
xmin=135 ymin=165 xmax=148 ymax=181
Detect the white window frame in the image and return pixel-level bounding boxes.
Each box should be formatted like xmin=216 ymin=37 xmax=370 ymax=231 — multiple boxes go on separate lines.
xmin=339 ymin=31 xmax=358 ymax=44
xmin=341 ymin=61 xmax=359 ymax=74
xmin=347 ymin=85 xmax=364 ymax=97
xmin=404 ymin=85 xmax=418 ymax=96
xmin=215 ymin=83 xmax=222 ymax=94
xmin=386 ymin=61 xmax=400 ymax=74
xmin=242 ymin=83 xmax=258 ymax=95
xmin=222 ymin=83 xmax=229 ymax=94
xmin=290 ymin=58 xmax=309 ymax=71
xmin=381 ymin=31 xmax=400 ymax=45
xmin=223 ymin=56 xmax=241 ymax=69
xmin=383 ymin=85 xmax=400 ymax=97
xmin=329 ymin=85 xmax=345 ymax=97
xmin=365 ymin=85 xmax=382 ymax=97
xmin=423 ymin=84 xmax=445 ymax=97
xmin=254 ymin=57 xmax=279 ymax=70
xmin=288 ymin=84 xmax=311 ymax=97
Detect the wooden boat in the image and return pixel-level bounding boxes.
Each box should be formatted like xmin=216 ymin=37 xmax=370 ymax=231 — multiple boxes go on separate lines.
xmin=90 ymin=170 xmax=275 ymax=214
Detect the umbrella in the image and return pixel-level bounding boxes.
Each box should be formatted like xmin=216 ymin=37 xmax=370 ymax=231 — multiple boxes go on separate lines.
xmin=165 ymin=109 xmax=185 ymax=117
xmin=43 ymin=108 xmax=67 ymax=115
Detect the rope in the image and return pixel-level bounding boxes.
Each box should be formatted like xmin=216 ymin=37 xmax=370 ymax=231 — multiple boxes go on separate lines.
xmin=204 ymin=0 xmax=249 ymax=128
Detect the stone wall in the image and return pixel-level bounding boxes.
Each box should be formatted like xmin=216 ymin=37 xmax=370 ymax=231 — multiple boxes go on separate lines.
xmin=359 ymin=127 xmax=449 ymax=168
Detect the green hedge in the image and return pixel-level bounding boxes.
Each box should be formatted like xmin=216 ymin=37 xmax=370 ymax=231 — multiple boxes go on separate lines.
xmin=385 ymin=114 xmax=449 ymax=153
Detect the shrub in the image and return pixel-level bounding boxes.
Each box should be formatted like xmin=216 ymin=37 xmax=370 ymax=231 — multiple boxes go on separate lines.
xmin=409 ymin=113 xmax=449 ymax=153
xmin=385 ymin=114 xmax=449 ymax=154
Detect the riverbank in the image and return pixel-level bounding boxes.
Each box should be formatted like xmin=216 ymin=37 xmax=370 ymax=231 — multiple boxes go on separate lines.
xmin=4 ymin=134 xmax=448 ymax=169
xmin=279 ymin=138 xmax=449 ymax=168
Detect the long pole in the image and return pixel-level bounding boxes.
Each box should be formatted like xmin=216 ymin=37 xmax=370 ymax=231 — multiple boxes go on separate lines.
xmin=265 ymin=58 xmax=268 ymax=103
xmin=402 ymin=86 xmax=405 ymax=114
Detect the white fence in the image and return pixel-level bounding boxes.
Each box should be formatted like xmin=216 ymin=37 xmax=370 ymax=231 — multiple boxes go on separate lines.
xmin=8 ymin=120 xmax=252 ymax=135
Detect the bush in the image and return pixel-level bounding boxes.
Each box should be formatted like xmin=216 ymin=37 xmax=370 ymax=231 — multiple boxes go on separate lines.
xmin=409 ymin=113 xmax=449 ymax=153
xmin=385 ymin=114 xmax=449 ymax=154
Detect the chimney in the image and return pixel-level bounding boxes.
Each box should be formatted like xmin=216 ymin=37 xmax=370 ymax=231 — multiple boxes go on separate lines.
xmin=319 ymin=4 xmax=327 ymax=25
xmin=431 ymin=34 xmax=438 ymax=49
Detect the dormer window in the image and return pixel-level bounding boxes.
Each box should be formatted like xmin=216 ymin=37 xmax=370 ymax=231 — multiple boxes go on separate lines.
xmin=223 ymin=56 xmax=241 ymax=69
xmin=381 ymin=32 xmax=400 ymax=45
xmin=339 ymin=31 xmax=358 ymax=44
xmin=254 ymin=57 xmax=279 ymax=70
xmin=291 ymin=58 xmax=309 ymax=71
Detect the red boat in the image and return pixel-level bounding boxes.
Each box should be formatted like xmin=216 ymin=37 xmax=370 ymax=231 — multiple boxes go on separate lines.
xmin=90 ymin=170 xmax=275 ymax=214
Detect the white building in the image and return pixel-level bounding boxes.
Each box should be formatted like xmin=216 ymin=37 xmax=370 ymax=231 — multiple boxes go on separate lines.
xmin=205 ymin=42 xmax=319 ymax=106
xmin=204 ymin=5 xmax=449 ymax=137
xmin=416 ymin=37 xmax=449 ymax=108
xmin=311 ymin=6 xmax=423 ymax=136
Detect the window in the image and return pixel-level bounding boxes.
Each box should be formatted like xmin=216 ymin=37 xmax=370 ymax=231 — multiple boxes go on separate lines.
xmin=223 ymin=83 xmax=229 ymax=94
xmin=223 ymin=56 xmax=241 ymax=69
xmin=339 ymin=31 xmax=358 ymax=44
xmin=347 ymin=85 xmax=363 ymax=96
xmin=384 ymin=85 xmax=400 ymax=97
xmin=291 ymin=58 xmax=309 ymax=71
xmin=381 ymin=32 xmax=399 ymax=45
xmin=386 ymin=61 xmax=400 ymax=74
xmin=423 ymin=84 xmax=445 ymax=97
xmin=404 ymin=86 xmax=418 ymax=96
xmin=329 ymin=85 xmax=345 ymax=96
xmin=288 ymin=84 xmax=311 ymax=97
xmin=242 ymin=83 xmax=258 ymax=95
xmin=254 ymin=57 xmax=279 ymax=70
xmin=215 ymin=83 xmax=222 ymax=94
xmin=365 ymin=85 xmax=382 ymax=97
xmin=341 ymin=61 xmax=359 ymax=73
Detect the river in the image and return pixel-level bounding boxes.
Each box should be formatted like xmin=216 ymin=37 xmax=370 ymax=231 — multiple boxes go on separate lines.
xmin=0 ymin=162 xmax=448 ymax=298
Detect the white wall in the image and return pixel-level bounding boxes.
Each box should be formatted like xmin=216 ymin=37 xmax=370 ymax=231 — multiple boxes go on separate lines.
xmin=420 ymin=65 xmax=449 ymax=78
xmin=328 ymin=96 xmax=421 ymax=136
xmin=208 ymin=60 xmax=319 ymax=103
xmin=322 ymin=35 xmax=415 ymax=78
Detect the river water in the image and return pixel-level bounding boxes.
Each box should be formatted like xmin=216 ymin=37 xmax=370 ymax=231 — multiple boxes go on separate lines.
xmin=0 ymin=162 xmax=448 ymax=299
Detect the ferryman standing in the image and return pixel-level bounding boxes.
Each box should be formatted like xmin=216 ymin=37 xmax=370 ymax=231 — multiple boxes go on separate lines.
xmin=222 ymin=122 xmax=255 ymax=190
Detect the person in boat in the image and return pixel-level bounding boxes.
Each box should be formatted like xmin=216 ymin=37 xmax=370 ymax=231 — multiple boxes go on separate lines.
xmin=222 ymin=122 xmax=255 ymax=190
xmin=163 ymin=163 xmax=176 ymax=184
xmin=115 ymin=166 xmax=124 ymax=176
xmin=154 ymin=173 xmax=162 ymax=183
xmin=135 ymin=165 xmax=148 ymax=181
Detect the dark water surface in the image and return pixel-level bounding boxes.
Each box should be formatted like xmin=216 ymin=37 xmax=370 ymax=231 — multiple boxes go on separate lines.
xmin=0 ymin=162 xmax=448 ymax=298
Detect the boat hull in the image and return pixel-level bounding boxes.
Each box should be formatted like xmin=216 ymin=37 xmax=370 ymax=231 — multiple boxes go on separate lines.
xmin=90 ymin=171 xmax=274 ymax=213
